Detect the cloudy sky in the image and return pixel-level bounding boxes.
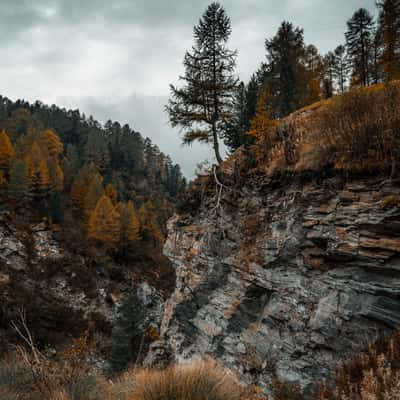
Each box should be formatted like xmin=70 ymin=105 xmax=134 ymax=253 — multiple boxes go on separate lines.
xmin=0 ymin=0 xmax=377 ymax=178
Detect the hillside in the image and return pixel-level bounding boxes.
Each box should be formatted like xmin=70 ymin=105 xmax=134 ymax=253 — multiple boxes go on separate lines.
xmin=0 ymin=96 xmax=185 ymax=372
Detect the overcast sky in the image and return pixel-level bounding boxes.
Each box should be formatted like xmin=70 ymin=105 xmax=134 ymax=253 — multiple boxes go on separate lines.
xmin=0 ymin=0 xmax=378 ymax=178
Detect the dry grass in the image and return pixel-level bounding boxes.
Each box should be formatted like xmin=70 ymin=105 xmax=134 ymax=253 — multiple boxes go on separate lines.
xmin=128 ymin=360 xmax=244 ymax=400
xmin=0 ymin=354 xmax=252 ymax=400
xmin=309 ymin=82 xmax=400 ymax=174
xmin=244 ymin=82 xmax=400 ymax=176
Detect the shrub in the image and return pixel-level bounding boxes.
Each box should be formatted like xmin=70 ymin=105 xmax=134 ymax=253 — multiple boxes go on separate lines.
xmin=127 ymin=359 xmax=244 ymax=400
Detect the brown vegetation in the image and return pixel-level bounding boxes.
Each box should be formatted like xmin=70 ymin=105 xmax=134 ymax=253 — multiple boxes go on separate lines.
xmin=237 ymin=82 xmax=400 ymax=178
xmin=0 ymin=350 xmax=261 ymax=400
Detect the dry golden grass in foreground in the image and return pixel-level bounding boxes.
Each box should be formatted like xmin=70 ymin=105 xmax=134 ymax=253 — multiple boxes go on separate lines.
xmin=0 ymin=349 xmax=264 ymax=400
xmin=128 ymin=360 xmax=244 ymax=400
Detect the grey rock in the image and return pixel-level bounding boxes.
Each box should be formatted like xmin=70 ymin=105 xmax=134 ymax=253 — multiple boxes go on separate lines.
xmin=160 ymin=178 xmax=400 ymax=395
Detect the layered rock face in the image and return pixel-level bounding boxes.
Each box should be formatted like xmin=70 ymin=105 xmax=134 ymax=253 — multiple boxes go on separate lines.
xmin=160 ymin=176 xmax=400 ymax=394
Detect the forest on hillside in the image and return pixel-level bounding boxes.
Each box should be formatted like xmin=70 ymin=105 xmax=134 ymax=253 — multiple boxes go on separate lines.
xmin=0 ymin=97 xmax=186 ymax=253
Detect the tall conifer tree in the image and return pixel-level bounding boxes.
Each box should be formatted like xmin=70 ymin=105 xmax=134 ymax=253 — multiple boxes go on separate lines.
xmin=166 ymin=2 xmax=238 ymax=164
xmin=345 ymin=8 xmax=375 ymax=86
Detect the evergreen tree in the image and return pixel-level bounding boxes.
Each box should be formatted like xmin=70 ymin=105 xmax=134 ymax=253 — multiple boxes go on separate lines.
xmin=304 ymin=45 xmax=323 ymax=104
xmin=377 ymin=0 xmax=400 ymax=80
xmin=322 ymin=52 xmax=336 ymax=98
xmin=222 ymin=82 xmax=256 ymax=152
xmin=370 ymin=28 xmax=384 ymax=84
xmin=8 ymin=160 xmax=30 ymax=206
xmin=109 ymin=291 xmax=145 ymax=372
xmin=62 ymin=144 xmax=80 ymax=190
xmin=345 ymin=8 xmax=375 ymax=86
xmin=264 ymin=21 xmax=306 ymax=117
xmin=333 ymin=45 xmax=350 ymax=93
xmin=166 ymin=2 xmax=238 ymax=164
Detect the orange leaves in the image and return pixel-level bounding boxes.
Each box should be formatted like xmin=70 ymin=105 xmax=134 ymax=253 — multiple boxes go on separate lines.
xmin=44 ymin=129 xmax=64 ymax=158
xmin=88 ymin=194 xmax=120 ymax=244
xmin=71 ymin=164 xmax=99 ymax=210
xmin=105 ymin=183 xmax=118 ymax=205
xmin=0 ymin=130 xmax=15 ymax=169
xmin=119 ymin=200 xmax=141 ymax=244
xmin=84 ymin=172 xmax=104 ymax=220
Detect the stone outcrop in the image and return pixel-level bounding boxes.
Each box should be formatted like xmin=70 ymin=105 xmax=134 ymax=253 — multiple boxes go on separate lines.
xmin=160 ymin=175 xmax=400 ymax=395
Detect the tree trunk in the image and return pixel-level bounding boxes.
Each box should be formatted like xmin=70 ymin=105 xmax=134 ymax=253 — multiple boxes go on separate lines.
xmin=212 ymin=122 xmax=223 ymax=165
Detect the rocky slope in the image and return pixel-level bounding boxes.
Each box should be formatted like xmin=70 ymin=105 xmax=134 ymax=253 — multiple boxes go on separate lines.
xmin=158 ymin=174 xmax=400 ymax=395
xmin=0 ymin=211 xmax=169 ymax=362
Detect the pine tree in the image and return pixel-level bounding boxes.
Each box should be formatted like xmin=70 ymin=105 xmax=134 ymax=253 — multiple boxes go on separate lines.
xmin=8 ymin=160 xmax=30 ymax=206
xmin=166 ymin=2 xmax=238 ymax=164
xmin=62 ymin=144 xmax=80 ymax=191
xmin=304 ymin=45 xmax=323 ymax=103
xmin=108 ymin=291 xmax=145 ymax=372
xmin=377 ymin=0 xmax=400 ymax=80
xmin=264 ymin=21 xmax=306 ymax=117
xmin=333 ymin=45 xmax=350 ymax=93
xmin=345 ymin=8 xmax=375 ymax=86
xmin=88 ymin=194 xmax=120 ymax=244
xmin=322 ymin=52 xmax=336 ymax=98
xmin=222 ymin=82 xmax=256 ymax=152
xmin=0 ymin=130 xmax=15 ymax=170
xmin=85 ymin=130 xmax=110 ymax=172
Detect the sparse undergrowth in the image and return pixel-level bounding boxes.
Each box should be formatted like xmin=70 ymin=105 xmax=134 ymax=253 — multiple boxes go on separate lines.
xmin=228 ymin=82 xmax=400 ymax=178
xmin=1 ymin=331 xmax=400 ymax=399
xmin=0 ymin=353 xmax=264 ymax=400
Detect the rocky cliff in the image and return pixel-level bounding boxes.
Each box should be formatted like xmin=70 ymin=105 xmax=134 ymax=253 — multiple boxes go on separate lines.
xmin=159 ymin=174 xmax=400 ymax=395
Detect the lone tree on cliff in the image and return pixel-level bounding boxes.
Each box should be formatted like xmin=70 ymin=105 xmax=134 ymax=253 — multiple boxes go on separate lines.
xmin=166 ymin=2 xmax=238 ymax=165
